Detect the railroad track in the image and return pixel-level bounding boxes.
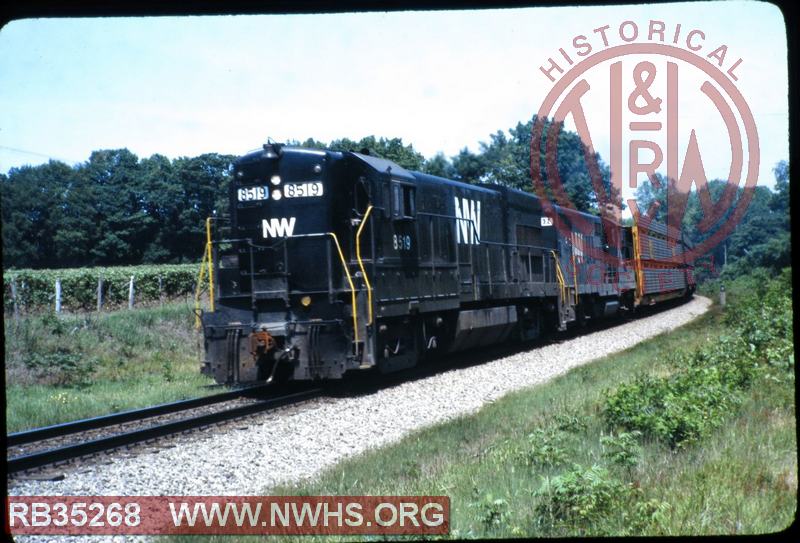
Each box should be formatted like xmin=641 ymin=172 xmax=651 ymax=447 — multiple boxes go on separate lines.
xmin=7 ymin=386 xmax=323 ymax=474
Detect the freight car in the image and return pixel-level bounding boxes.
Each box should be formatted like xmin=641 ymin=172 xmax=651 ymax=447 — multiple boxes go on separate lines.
xmin=199 ymin=143 xmax=694 ymax=384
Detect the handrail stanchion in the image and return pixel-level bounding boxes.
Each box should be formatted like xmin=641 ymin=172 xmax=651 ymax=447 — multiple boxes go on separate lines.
xmin=550 ymin=250 xmax=567 ymax=303
xmin=194 ymin=217 xmax=216 ymax=329
xmin=355 ymin=205 xmax=374 ymax=325
xmin=571 ymin=254 xmax=579 ymax=304
xmin=207 ymin=217 xmax=215 ymax=313
xmin=328 ymin=232 xmax=359 ymax=347
xmin=194 ymin=248 xmax=208 ymax=329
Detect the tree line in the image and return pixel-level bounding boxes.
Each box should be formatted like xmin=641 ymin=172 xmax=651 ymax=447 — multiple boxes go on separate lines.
xmin=634 ymin=161 xmax=790 ymax=280
xmin=1 ymin=119 xmax=789 ymax=278
xmin=1 ymin=117 xmax=608 ymax=270
xmin=2 ymin=150 xmax=234 ymax=269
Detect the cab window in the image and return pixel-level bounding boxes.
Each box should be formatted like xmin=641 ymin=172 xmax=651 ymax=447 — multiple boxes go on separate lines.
xmin=392 ymin=182 xmax=415 ymax=219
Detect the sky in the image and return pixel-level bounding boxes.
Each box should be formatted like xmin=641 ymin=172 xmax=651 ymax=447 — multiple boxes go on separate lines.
xmin=0 ymin=1 xmax=789 ymax=206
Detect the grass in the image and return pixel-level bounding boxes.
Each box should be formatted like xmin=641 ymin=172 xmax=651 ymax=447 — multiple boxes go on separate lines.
xmin=4 ymin=301 xmax=217 ymax=432
xmin=170 ymin=272 xmax=794 ymax=541
xmin=7 ymin=268 xmax=792 ymax=537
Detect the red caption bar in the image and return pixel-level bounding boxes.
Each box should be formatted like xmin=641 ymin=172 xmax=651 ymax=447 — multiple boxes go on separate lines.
xmin=6 ymin=495 xmax=450 ymax=535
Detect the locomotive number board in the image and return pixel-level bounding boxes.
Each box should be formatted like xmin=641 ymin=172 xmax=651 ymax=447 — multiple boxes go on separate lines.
xmin=283 ymin=181 xmax=324 ymax=198
xmin=237 ymin=186 xmax=269 ymax=202
xmin=236 ymin=182 xmax=324 ymax=202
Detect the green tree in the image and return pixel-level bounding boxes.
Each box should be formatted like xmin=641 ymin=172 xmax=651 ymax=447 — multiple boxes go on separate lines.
xmin=79 ymin=149 xmax=151 ymax=264
xmin=450 ymin=147 xmax=487 ymax=184
xmin=292 ymin=136 xmax=426 ymax=171
xmin=335 ymin=136 xmax=426 ymax=171
xmin=530 ymin=117 xmax=614 ymax=213
xmin=1 ymin=161 xmax=75 ymax=268
xmin=171 ymin=153 xmax=234 ymax=262
xmin=138 ymin=153 xmax=181 ymax=262
xmin=635 ymin=161 xmax=791 ymax=279
xmin=1 ymin=149 xmax=234 ymax=268
xmin=458 ymin=117 xmax=615 ymax=214
xmin=422 ymin=152 xmax=454 ymax=178
xmin=770 ymin=160 xmax=790 ymax=221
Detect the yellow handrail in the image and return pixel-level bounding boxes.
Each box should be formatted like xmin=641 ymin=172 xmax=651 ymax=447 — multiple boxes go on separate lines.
xmin=194 ymin=218 xmax=216 ymax=329
xmin=631 ymin=225 xmax=645 ymax=299
xmin=206 ymin=218 xmax=215 ymax=313
xmin=355 ymin=205 xmax=374 ymax=326
xmin=571 ymin=253 xmax=579 ymax=304
xmin=328 ymin=232 xmax=359 ymax=345
xmin=194 ymin=246 xmax=208 ymax=329
xmin=550 ymin=250 xmax=567 ymax=303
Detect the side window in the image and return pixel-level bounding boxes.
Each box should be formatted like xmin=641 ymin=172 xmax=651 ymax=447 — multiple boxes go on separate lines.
xmin=392 ymin=181 xmax=415 ymax=219
xmin=392 ymin=184 xmax=402 ymax=217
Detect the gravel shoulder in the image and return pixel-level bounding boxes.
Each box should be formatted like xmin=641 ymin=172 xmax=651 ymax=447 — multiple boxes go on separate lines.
xmin=9 ymin=296 xmax=711 ymax=502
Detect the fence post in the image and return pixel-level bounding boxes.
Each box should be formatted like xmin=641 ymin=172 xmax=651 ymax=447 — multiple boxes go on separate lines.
xmin=11 ymin=278 xmax=19 ymax=323
xmin=97 ymin=277 xmax=104 ymax=312
xmin=55 ymin=278 xmax=62 ymax=314
xmin=128 ymin=275 xmax=135 ymax=310
xmin=158 ymin=275 xmax=164 ymax=307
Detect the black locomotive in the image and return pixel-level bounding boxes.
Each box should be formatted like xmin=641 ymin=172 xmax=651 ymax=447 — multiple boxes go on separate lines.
xmin=200 ymin=143 xmax=695 ymax=384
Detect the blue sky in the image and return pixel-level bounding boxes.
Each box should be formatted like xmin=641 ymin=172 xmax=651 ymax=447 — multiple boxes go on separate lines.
xmin=0 ymin=1 xmax=788 ymax=200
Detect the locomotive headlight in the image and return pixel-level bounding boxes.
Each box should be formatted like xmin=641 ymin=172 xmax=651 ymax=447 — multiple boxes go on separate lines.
xmin=300 ymin=296 xmax=312 ymax=307
xmin=271 ymin=189 xmax=282 ymax=200
xmin=270 ymin=175 xmax=281 ymax=185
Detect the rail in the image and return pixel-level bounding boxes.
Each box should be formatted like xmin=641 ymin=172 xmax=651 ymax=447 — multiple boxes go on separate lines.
xmin=7 ymin=384 xmax=273 ymax=447
xmin=8 ymin=388 xmax=323 ymax=474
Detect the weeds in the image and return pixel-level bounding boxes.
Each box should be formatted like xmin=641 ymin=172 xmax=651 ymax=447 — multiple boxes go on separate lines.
xmin=5 ymin=302 xmax=216 ymax=431
xmin=554 ymin=410 xmax=589 ymax=433
xmin=469 ymin=493 xmax=510 ymax=527
xmin=534 ymin=463 xmax=669 ymax=535
xmin=22 ymin=349 xmax=98 ymax=387
xmin=172 ymin=269 xmax=794 ymax=541
xmin=603 ymin=269 xmax=792 ymax=450
xmin=601 ymin=431 xmax=642 ymax=468
xmin=521 ymin=429 xmax=569 ymax=468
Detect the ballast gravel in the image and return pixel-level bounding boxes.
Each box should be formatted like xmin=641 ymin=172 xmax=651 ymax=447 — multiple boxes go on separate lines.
xmin=9 ymin=297 xmax=711 ymax=534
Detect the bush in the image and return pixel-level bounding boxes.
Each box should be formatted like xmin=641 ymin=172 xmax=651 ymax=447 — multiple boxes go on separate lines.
xmin=534 ymin=464 xmax=668 ymax=534
xmin=600 ymin=431 xmax=642 ymax=468
xmin=603 ymin=354 xmax=750 ymax=448
xmin=725 ymin=268 xmax=793 ymax=371
xmin=23 ymin=349 xmax=98 ymax=387
xmin=469 ymin=493 xmax=511 ymax=527
xmin=521 ymin=428 xmax=569 ymax=467
xmin=554 ymin=410 xmax=589 ymax=433
xmin=604 ymin=267 xmax=792 ymax=448
xmin=536 ymin=464 xmax=627 ymax=524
